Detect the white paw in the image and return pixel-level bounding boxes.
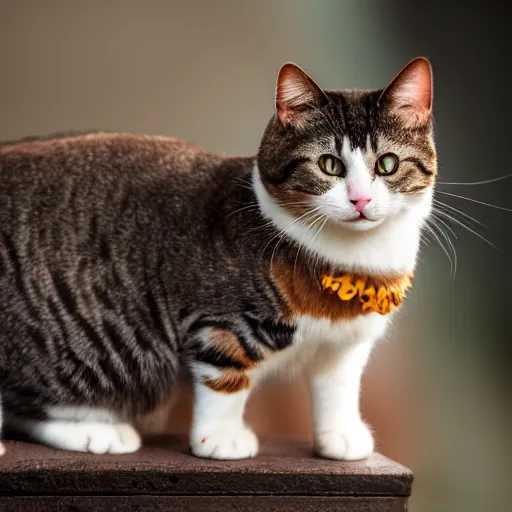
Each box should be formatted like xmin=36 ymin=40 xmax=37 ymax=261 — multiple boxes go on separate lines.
xmin=0 ymin=442 xmax=5 ymax=456
xmin=315 ymin=421 xmax=374 ymax=460
xmin=190 ymin=424 xmax=259 ymax=460
xmin=19 ymin=420 xmax=142 ymax=454
xmin=85 ymin=423 xmax=142 ymax=454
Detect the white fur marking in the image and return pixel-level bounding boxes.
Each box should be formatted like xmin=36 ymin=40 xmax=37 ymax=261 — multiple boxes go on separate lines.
xmin=11 ymin=413 xmax=141 ymax=454
xmin=251 ymin=141 xmax=433 ymax=459
xmin=253 ymin=161 xmax=430 ymax=273
xmin=189 ymin=378 xmax=258 ymax=460
xmin=308 ymin=340 xmax=375 ymax=460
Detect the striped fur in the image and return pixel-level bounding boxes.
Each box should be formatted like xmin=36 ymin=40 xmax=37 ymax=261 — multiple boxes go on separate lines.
xmin=0 ymin=58 xmax=436 ymax=459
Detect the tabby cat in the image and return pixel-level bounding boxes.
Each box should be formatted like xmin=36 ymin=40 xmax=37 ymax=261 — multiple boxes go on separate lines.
xmin=0 ymin=58 xmax=436 ymax=460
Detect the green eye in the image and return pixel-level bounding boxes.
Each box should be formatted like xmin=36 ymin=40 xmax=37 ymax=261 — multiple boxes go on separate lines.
xmin=318 ymin=155 xmax=346 ymax=177
xmin=376 ymin=153 xmax=399 ymax=176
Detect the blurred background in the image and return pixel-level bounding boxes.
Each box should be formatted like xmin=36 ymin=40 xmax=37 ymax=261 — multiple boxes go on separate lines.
xmin=1 ymin=1 xmax=510 ymax=510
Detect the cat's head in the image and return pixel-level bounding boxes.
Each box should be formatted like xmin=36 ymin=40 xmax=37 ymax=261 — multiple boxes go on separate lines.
xmin=256 ymin=58 xmax=436 ymax=235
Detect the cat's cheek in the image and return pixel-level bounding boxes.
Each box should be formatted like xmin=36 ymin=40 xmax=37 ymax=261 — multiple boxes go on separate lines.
xmin=365 ymin=180 xmax=393 ymax=219
xmin=387 ymin=186 xmax=433 ymax=221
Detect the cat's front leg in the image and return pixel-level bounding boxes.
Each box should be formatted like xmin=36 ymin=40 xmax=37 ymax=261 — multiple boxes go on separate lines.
xmin=188 ymin=327 xmax=259 ymax=460
xmin=308 ymin=340 xmax=376 ymax=460
xmin=189 ymin=381 xmax=257 ymax=460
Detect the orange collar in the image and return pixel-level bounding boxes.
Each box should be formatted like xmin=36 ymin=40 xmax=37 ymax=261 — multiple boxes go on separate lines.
xmin=321 ymin=274 xmax=413 ymax=315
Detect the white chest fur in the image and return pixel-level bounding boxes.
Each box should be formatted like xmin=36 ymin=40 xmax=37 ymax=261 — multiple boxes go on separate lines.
xmin=251 ymin=313 xmax=389 ymax=384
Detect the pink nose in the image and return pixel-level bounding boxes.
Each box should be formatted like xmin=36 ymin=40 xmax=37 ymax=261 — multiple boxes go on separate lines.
xmin=350 ymin=198 xmax=371 ymax=213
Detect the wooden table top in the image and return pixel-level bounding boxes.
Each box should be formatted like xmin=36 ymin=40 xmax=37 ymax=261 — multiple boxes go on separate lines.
xmin=0 ymin=436 xmax=413 ymax=498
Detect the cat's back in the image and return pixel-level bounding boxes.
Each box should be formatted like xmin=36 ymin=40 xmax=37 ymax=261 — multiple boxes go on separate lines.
xmin=0 ymin=131 xmax=253 ymax=260
xmin=0 ymin=132 xmax=227 ymax=183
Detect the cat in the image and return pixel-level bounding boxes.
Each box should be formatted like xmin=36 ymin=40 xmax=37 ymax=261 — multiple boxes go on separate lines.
xmin=0 ymin=57 xmax=436 ymax=460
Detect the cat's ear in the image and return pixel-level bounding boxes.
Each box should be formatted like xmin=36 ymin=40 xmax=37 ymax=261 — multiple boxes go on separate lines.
xmin=275 ymin=63 xmax=327 ymax=127
xmin=379 ymin=57 xmax=433 ymax=128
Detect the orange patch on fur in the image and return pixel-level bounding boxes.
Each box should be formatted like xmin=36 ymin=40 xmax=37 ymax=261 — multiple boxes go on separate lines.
xmin=209 ymin=328 xmax=259 ymax=369
xmin=272 ymin=261 xmax=412 ymax=321
xmin=203 ymin=370 xmax=250 ymax=393
xmin=202 ymin=328 xmax=264 ymax=394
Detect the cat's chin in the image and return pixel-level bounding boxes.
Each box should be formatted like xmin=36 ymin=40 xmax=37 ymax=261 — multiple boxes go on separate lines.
xmin=337 ymin=217 xmax=385 ymax=232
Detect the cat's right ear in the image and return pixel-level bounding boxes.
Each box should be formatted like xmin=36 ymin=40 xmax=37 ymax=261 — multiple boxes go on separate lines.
xmin=378 ymin=57 xmax=433 ymax=128
xmin=275 ymin=63 xmax=327 ymax=127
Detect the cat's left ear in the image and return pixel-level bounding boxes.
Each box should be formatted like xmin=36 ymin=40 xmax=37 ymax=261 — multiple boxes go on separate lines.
xmin=379 ymin=57 xmax=433 ymax=128
xmin=275 ymin=63 xmax=328 ymax=127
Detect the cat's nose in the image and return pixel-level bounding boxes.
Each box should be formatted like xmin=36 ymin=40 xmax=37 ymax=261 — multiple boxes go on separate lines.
xmin=350 ymin=198 xmax=371 ymax=212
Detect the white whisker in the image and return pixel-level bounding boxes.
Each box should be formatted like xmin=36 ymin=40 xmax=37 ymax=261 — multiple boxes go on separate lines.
xmin=433 ymin=199 xmax=486 ymax=228
xmin=264 ymin=206 xmax=324 ymax=271
xmin=434 ymin=208 xmax=499 ymax=250
xmin=425 ymin=221 xmax=454 ymax=277
xmin=272 ymin=214 xmax=314 ymax=272
xmin=311 ymin=216 xmax=328 ymax=284
xmin=225 ymin=203 xmax=260 ymax=218
xmin=438 ymin=173 xmax=512 ymax=186
xmin=293 ymin=213 xmax=326 ymax=278
xmin=437 ymin=191 xmax=512 ymax=213
xmin=430 ymin=214 xmax=458 ymax=280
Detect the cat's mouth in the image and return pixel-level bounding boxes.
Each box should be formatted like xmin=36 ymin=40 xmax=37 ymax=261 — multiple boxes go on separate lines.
xmin=339 ymin=212 xmax=384 ymax=231
xmin=348 ymin=212 xmax=369 ymax=222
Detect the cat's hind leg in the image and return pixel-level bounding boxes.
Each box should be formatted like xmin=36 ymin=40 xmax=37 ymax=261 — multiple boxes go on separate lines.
xmin=7 ymin=406 xmax=141 ymax=454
